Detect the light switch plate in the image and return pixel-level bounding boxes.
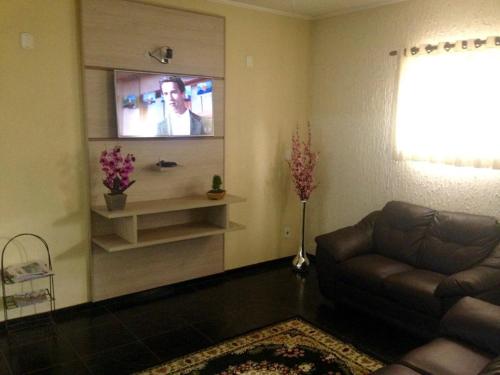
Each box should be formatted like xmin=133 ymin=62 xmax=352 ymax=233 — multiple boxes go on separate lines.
xmin=20 ymin=32 xmax=34 ymax=49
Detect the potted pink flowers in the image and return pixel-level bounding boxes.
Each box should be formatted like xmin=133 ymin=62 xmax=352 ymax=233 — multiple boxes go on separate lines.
xmin=287 ymin=123 xmax=319 ymax=272
xmin=100 ymin=146 xmax=136 ymax=211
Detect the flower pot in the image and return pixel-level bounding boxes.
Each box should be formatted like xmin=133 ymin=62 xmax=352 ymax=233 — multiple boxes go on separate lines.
xmin=207 ymin=190 xmax=226 ymax=200
xmin=104 ymin=193 xmax=127 ymax=211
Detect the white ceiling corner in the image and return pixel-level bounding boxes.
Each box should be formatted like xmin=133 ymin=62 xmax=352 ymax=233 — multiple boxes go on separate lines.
xmin=208 ymin=0 xmax=409 ymax=19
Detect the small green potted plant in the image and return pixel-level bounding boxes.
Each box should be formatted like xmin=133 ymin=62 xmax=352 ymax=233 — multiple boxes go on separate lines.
xmin=207 ymin=175 xmax=225 ymax=200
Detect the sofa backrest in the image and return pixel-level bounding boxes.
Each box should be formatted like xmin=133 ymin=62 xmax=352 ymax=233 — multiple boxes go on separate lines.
xmin=373 ymin=201 xmax=500 ymax=275
xmin=373 ymin=201 xmax=435 ymax=266
xmin=418 ymin=211 xmax=500 ymax=275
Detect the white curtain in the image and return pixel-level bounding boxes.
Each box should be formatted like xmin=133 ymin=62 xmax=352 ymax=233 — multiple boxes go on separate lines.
xmin=394 ymin=37 xmax=500 ymax=169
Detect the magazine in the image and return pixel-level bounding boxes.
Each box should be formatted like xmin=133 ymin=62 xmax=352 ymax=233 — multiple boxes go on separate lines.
xmin=12 ymin=290 xmax=48 ymax=307
xmin=4 ymin=260 xmax=53 ymax=283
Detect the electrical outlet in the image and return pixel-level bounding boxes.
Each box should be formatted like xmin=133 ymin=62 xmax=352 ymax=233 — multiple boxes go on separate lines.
xmin=284 ymin=226 xmax=291 ymax=238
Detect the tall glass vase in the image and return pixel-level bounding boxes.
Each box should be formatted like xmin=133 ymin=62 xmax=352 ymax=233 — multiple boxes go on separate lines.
xmin=292 ymin=200 xmax=310 ymax=272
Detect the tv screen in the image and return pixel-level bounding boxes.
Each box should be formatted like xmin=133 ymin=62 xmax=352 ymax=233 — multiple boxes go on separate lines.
xmin=114 ymin=70 xmax=214 ymax=138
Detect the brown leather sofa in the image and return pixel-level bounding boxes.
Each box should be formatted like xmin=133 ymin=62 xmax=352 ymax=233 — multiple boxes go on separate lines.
xmin=315 ymin=201 xmax=500 ymax=336
xmin=373 ymin=297 xmax=500 ymax=375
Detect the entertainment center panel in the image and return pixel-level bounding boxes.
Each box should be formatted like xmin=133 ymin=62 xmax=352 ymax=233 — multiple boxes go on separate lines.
xmin=84 ymin=69 xmax=225 ymax=139
xmin=87 ymin=138 xmax=224 ymax=205
xmin=81 ymin=0 xmax=224 ymax=77
xmin=81 ymin=0 xmax=236 ymax=302
xmin=91 ymin=235 xmax=224 ymax=301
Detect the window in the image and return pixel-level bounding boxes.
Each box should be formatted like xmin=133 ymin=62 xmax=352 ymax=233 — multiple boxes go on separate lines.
xmin=394 ymin=37 xmax=500 ymax=169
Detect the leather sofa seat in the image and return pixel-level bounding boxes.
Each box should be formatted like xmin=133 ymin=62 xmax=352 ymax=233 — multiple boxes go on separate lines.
xmin=335 ymin=254 xmax=413 ymax=293
xmin=372 ymin=297 xmax=500 ymax=375
xmin=383 ymin=269 xmax=445 ymax=316
xmin=316 ymin=201 xmax=500 ymax=335
xmin=400 ymin=338 xmax=491 ymax=375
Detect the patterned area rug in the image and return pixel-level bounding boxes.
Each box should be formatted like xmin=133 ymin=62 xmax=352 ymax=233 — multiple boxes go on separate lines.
xmin=137 ymin=318 xmax=384 ymax=375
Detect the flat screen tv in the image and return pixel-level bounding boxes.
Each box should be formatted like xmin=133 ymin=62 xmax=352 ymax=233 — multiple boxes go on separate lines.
xmin=114 ymin=70 xmax=214 ymax=138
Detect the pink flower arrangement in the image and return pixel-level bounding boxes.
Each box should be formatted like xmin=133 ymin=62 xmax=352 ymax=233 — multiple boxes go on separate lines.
xmin=288 ymin=124 xmax=319 ymax=201
xmin=100 ymin=146 xmax=136 ymax=195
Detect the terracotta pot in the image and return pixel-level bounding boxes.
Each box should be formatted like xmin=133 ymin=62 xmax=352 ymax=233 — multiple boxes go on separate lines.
xmin=207 ymin=190 xmax=225 ymax=200
xmin=104 ymin=193 xmax=127 ymax=211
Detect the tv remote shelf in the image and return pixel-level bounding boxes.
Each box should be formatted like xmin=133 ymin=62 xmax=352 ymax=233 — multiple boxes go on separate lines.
xmin=91 ymin=194 xmax=245 ymax=252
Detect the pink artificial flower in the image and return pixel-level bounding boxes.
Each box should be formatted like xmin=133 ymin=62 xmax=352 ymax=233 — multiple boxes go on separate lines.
xmin=287 ymin=123 xmax=319 ymax=201
xmin=100 ymin=145 xmax=136 ymax=194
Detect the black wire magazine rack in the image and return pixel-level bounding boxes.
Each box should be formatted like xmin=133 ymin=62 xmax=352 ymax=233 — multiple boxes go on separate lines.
xmin=1 ymin=233 xmax=55 ymax=332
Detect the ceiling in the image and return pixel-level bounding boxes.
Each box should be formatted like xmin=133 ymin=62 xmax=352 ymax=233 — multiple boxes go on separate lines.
xmin=211 ymin=0 xmax=408 ymax=19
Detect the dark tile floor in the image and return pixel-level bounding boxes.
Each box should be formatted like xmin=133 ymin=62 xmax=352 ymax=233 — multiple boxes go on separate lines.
xmin=0 ymin=259 xmax=426 ymax=374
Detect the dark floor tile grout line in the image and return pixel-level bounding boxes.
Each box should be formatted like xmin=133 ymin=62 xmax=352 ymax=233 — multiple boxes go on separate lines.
xmin=16 ymin=335 xmax=89 ymax=375
xmin=54 ymin=313 xmax=139 ymax=365
xmin=103 ymin=306 xmax=163 ymax=364
xmin=0 ymin=332 xmax=82 ymax=375
xmin=137 ymin=340 xmax=163 ymax=365
xmin=1 ymin=349 xmax=13 ymax=375
xmin=51 ymin=334 xmax=92 ymax=375
xmin=187 ymin=322 xmax=216 ymax=345
xmin=78 ymin=339 xmax=154 ymax=363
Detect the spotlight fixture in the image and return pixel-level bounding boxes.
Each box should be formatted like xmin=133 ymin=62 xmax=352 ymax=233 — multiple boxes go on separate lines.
xmin=444 ymin=42 xmax=455 ymax=51
xmin=425 ymin=44 xmax=437 ymax=53
xmin=149 ymin=46 xmax=173 ymax=64
xmin=474 ymin=38 xmax=486 ymax=48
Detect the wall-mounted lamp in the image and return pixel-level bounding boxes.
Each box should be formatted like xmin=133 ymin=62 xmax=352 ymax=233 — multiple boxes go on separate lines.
xmin=149 ymin=46 xmax=173 ymax=64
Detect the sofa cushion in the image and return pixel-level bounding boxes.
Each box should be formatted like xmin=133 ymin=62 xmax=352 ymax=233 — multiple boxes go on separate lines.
xmin=372 ymin=364 xmax=421 ymax=375
xmin=401 ymin=338 xmax=493 ymax=375
xmin=373 ymin=201 xmax=435 ymax=266
xmin=335 ymin=254 xmax=413 ymax=293
xmin=440 ymin=297 xmax=500 ymax=355
xmin=384 ymin=269 xmax=446 ymax=317
xmin=418 ymin=211 xmax=500 ymax=275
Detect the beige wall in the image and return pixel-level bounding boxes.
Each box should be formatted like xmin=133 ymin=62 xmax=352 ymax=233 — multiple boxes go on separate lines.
xmin=0 ymin=0 xmax=310 ymax=312
xmin=0 ymin=0 xmax=89 ymax=313
xmin=309 ymin=0 xmax=500 ymax=250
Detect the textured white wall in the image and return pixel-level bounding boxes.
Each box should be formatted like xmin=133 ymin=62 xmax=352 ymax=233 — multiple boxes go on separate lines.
xmin=308 ymin=0 xmax=500 ymax=250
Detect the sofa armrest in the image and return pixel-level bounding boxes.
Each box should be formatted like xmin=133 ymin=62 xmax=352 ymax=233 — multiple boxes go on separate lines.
xmin=315 ymin=211 xmax=379 ymax=263
xmin=440 ymin=297 xmax=500 ymax=355
xmin=435 ymin=266 xmax=500 ymax=297
xmin=479 ymin=356 xmax=500 ymax=375
xmin=435 ymin=244 xmax=500 ymax=298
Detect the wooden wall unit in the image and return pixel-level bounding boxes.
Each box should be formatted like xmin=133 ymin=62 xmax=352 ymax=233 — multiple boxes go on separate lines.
xmin=81 ymin=0 xmax=224 ymax=77
xmin=92 ymin=236 xmax=224 ymax=301
xmin=80 ymin=0 xmax=236 ymax=301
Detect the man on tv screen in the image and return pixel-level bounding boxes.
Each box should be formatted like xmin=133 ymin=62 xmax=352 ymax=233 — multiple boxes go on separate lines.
xmin=158 ymin=77 xmax=205 ymax=136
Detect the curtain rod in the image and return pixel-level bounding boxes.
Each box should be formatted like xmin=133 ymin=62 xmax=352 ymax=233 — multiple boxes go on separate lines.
xmin=389 ymin=36 xmax=500 ymax=56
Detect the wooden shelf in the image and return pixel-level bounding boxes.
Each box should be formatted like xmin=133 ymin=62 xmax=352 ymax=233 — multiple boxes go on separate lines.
xmin=92 ymin=194 xmax=245 ymax=219
xmin=92 ymin=221 xmax=245 ymax=252
xmin=91 ymin=195 xmax=245 ymax=252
